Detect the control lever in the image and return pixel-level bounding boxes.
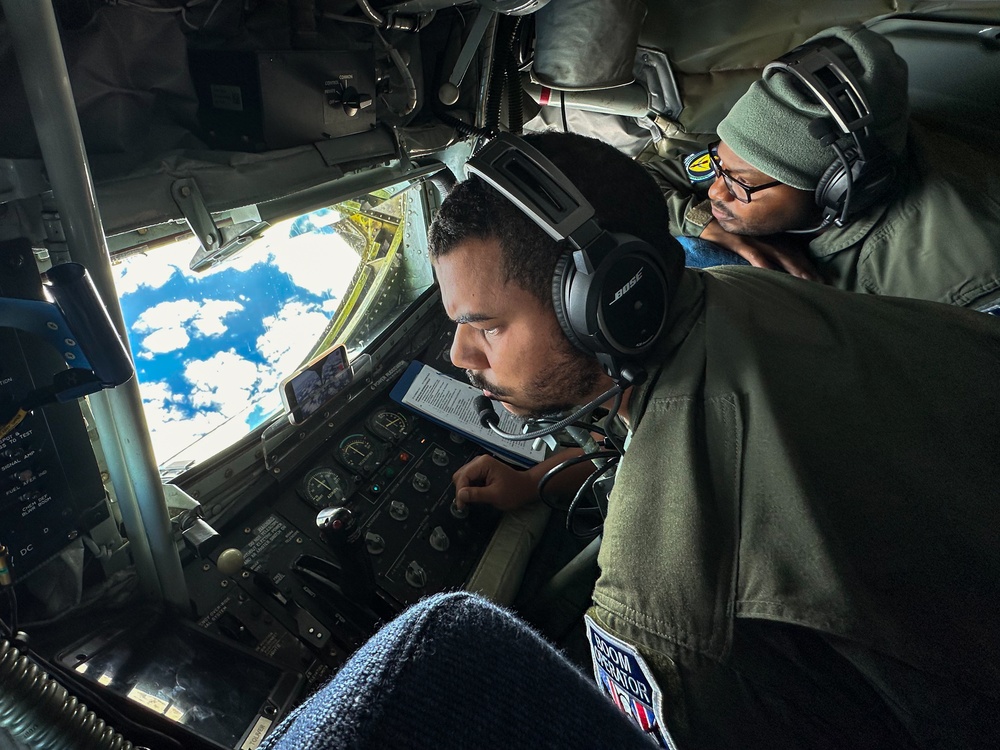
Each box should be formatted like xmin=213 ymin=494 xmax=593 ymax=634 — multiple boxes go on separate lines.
xmin=292 ymin=555 xmax=388 ymax=632
xmin=250 ymin=568 xmax=345 ymax=650
xmin=315 ymin=507 xmax=396 ymax=620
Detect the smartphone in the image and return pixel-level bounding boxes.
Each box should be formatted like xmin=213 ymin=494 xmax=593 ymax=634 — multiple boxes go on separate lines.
xmin=280 ymin=343 xmax=352 ymax=424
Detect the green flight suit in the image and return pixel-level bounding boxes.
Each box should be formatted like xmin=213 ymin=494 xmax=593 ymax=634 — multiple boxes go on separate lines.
xmin=645 ymin=123 xmax=1000 ymax=311
xmin=587 ymin=267 xmax=1000 ymax=748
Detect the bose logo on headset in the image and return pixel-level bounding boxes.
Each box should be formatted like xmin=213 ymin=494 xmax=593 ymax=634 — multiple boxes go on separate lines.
xmin=611 ymin=268 xmax=643 ymax=306
xmin=764 ymin=39 xmax=896 ymax=228
xmin=465 ymin=133 xmax=670 ymax=384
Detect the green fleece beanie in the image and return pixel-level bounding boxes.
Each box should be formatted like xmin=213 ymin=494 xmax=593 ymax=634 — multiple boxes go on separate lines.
xmin=717 ymin=26 xmax=909 ymax=190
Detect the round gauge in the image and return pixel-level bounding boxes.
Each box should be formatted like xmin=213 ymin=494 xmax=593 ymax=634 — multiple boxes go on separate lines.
xmin=367 ymin=408 xmax=411 ymax=443
xmin=298 ymin=467 xmax=348 ymax=509
xmin=336 ymin=433 xmax=384 ymax=476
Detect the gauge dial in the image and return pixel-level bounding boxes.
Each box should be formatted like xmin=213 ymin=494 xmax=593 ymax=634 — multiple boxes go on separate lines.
xmin=336 ymin=433 xmax=384 ymax=476
xmin=298 ymin=467 xmax=348 ymax=509
xmin=367 ymin=408 xmax=411 ymax=442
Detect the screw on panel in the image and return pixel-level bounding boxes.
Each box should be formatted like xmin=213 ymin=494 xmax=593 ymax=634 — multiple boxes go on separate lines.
xmin=64 ymin=352 xmax=76 ymax=361
xmin=46 ymin=321 xmax=59 ymax=330
xmin=64 ymin=338 xmax=76 ymax=347
xmin=202 ymin=562 xmax=211 ymax=571
xmin=221 ymin=580 xmax=229 ymax=587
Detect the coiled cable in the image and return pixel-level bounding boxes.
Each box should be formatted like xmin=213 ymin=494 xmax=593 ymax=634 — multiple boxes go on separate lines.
xmin=0 ymin=637 xmax=136 ymax=750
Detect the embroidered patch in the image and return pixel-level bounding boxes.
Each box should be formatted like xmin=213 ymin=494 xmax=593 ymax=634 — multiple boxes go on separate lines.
xmin=684 ymin=149 xmax=714 ymax=184
xmin=585 ymin=615 xmax=678 ymax=749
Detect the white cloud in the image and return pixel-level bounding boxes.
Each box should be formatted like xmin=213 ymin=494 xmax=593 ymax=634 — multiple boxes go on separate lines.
xmin=133 ymin=299 xmax=202 ymax=333
xmin=136 ymin=379 xmax=230 ymax=463
xmin=112 ymin=235 xmax=203 ymax=296
xmin=256 ymin=301 xmax=331 ymax=374
xmin=131 ymin=297 xmax=242 ymax=354
xmin=271 ymin=231 xmax=359 ymax=298
xmin=192 ymin=300 xmax=244 ymax=336
xmin=185 ymin=350 xmax=264 ymax=412
xmin=142 ymin=327 xmax=191 ymax=354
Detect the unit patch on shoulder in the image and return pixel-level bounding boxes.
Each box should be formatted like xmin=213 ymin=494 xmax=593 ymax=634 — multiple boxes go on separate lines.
xmin=585 ymin=615 xmax=678 ymax=749
xmin=684 ymin=149 xmax=715 ymax=184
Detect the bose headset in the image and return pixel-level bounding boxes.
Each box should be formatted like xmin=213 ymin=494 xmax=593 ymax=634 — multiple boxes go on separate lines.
xmin=764 ymin=39 xmax=897 ymax=229
xmin=464 ymin=133 xmax=671 ymax=388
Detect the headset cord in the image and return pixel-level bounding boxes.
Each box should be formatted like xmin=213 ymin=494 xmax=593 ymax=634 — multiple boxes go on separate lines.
xmin=565 ymin=455 xmax=621 ymax=537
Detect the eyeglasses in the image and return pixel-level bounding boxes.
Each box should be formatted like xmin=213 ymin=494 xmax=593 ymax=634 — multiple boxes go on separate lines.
xmin=708 ymin=143 xmax=782 ymax=203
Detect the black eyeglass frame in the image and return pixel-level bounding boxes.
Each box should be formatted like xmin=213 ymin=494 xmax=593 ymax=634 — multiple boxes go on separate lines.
xmin=708 ymin=143 xmax=782 ymax=203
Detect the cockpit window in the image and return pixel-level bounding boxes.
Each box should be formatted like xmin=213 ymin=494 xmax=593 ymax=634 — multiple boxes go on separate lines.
xmin=110 ymin=180 xmax=433 ymax=471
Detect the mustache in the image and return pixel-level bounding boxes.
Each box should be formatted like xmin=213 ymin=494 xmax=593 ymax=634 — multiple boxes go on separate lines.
xmin=465 ymin=370 xmax=510 ymax=398
xmin=710 ymin=200 xmax=735 ymax=221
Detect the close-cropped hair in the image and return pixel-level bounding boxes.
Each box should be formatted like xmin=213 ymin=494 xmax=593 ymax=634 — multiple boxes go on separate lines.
xmin=428 ymin=131 xmax=684 ymax=306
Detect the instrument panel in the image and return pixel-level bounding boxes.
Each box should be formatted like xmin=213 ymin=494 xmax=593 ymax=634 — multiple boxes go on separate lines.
xmin=184 ymin=396 xmax=500 ymax=687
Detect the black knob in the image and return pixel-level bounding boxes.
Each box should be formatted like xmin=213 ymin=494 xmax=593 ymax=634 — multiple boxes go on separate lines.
xmin=327 ymin=82 xmax=373 ymax=118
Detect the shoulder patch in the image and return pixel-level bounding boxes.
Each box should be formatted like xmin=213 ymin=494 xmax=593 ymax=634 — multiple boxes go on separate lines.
xmin=585 ymin=614 xmax=679 ymax=749
xmin=684 ymin=149 xmax=715 ymax=184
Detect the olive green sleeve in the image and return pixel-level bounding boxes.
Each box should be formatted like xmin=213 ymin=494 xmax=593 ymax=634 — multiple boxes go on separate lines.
xmin=641 ymin=158 xmax=715 ymax=238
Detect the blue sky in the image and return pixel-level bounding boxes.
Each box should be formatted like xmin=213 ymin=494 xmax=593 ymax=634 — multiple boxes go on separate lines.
xmin=112 ymin=220 xmax=359 ymax=466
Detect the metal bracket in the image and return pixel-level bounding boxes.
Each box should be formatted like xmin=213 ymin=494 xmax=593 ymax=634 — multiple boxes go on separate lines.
xmin=170 ymin=178 xmax=269 ymax=272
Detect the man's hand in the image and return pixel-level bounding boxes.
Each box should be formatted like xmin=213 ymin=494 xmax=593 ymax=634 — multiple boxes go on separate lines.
xmin=452 ymin=455 xmax=541 ymax=512
xmin=700 ymin=221 xmax=823 ymax=282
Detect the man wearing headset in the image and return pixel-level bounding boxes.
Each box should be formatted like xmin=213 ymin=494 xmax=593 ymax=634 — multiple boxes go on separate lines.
xmin=648 ymin=26 xmax=1000 ymax=313
xmin=260 ymin=128 xmax=999 ymax=750
xmin=433 ymin=127 xmax=1000 ymax=749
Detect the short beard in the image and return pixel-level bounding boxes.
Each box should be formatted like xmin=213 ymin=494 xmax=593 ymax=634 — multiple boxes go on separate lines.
xmin=465 ymin=347 xmax=605 ymax=420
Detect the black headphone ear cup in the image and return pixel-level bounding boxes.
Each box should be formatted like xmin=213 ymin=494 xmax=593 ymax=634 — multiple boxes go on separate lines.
xmin=849 ymin=151 xmax=897 ymax=215
xmin=815 ymin=158 xmax=849 ymax=216
xmin=815 ymin=148 xmax=897 ymax=221
xmin=551 ymin=251 xmax=589 ymax=352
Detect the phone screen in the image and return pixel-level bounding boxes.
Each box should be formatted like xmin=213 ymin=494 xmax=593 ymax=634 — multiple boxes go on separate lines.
xmin=280 ymin=344 xmax=351 ymax=424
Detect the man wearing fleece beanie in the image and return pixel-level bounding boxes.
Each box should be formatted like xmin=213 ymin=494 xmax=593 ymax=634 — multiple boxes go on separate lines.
xmin=649 ymin=25 xmax=1000 ymax=313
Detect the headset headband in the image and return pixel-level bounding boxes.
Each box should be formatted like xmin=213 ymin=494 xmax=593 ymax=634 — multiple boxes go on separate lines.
xmin=763 ymin=42 xmax=874 ymax=141
xmin=466 ymin=134 xmax=609 ymax=272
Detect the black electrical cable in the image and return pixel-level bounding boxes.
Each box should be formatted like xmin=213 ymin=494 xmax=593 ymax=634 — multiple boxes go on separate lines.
xmin=560 ymin=91 xmax=569 ymax=132
xmin=828 ymin=140 xmax=855 ymax=225
xmin=600 ymin=390 xmax=627 ymax=455
xmin=505 ymin=18 xmax=524 ymax=135
xmin=566 ymin=456 xmax=620 ymax=537
xmin=483 ymin=15 xmax=516 ymax=134
xmin=537 ymin=450 xmax=619 ymax=511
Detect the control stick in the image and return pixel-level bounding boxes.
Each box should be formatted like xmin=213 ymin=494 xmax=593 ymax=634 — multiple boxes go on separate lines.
xmin=316 ymin=507 xmax=380 ymax=607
